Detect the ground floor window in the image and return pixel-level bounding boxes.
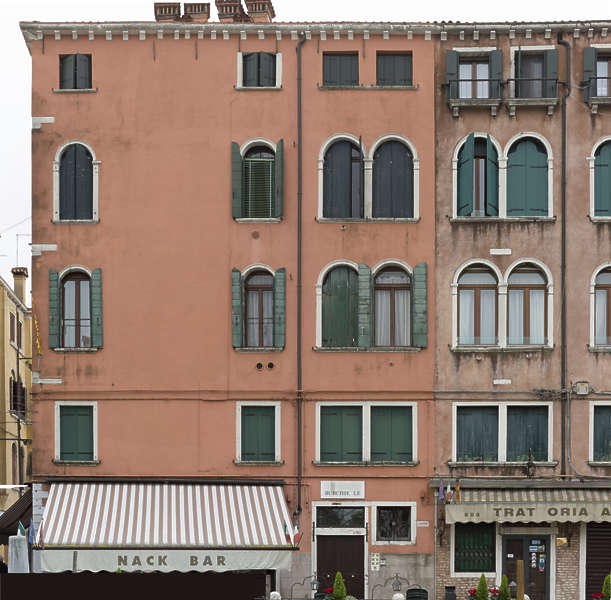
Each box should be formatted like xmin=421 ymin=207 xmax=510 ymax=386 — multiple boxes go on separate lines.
xmin=454 ymin=523 xmax=496 ymax=573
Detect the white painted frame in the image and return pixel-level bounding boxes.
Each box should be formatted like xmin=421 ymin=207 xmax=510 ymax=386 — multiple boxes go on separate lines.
xmin=508 ymin=45 xmax=557 ymax=98
xmin=235 ymin=52 xmax=282 ymax=89
xmin=241 ymin=263 xmax=275 ymax=278
xmin=371 ymin=501 xmax=417 ymax=545
xmin=450 ymin=522 xmax=500 ymax=578
xmin=235 ymin=401 xmax=281 ymax=463
xmin=315 ymin=259 xmax=359 ymax=347
xmin=58 ymin=264 xmax=92 ymax=280
xmin=589 ymin=262 xmax=611 ymax=347
xmin=53 ymin=141 xmax=100 ymax=223
xmin=451 ymin=401 xmax=553 ymax=463
xmin=588 ymin=400 xmax=611 ymax=462
xmin=54 ymin=400 xmax=98 ymax=462
xmin=239 ymin=138 xmax=277 ymax=156
xmin=315 ymin=401 xmax=418 ymax=463
xmin=371 ymin=258 xmax=413 ymax=277
xmin=588 ymin=136 xmax=611 ymax=221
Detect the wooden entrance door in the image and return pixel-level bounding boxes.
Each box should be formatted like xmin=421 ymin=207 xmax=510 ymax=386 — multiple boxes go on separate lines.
xmin=503 ymin=535 xmax=550 ymax=600
xmin=317 ymin=535 xmax=365 ymax=600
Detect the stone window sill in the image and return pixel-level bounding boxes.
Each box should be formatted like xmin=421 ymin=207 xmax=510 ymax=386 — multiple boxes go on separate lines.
xmin=52 ymin=459 xmax=100 ymax=465
xmin=233 ymin=460 xmax=284 ymax=466
xmin=589 ymin=216 xmax=611 ymax=223
xmin=588 ymin=96 xmax=611 ymax=114
xmin=318 ymin=84 xmax=419 ymax=91
xmin=506 ymin=97 xmax=558 ymax=117
xmin=588 ymin=345 xmax=611 ymax=353
xmin=449 ymin=216 xmax=555 ymax=223
xmin=52 ymin=218 xmax=100 ymax=224
xmin=588 ymin=461 xmax=611 ymax=467
xmin=316 ymin=217 xmax=420 ymax=224
xmin=313 ymin=346 xmax=422 ymax=353
xmin=448 ymin=461 xmax=558 ymax=467
xmin=52 ymin=88 xmax=98 ymax=93
xmin=234 ymin=85 xmax=282 ymax=91
xmin=235 ymin=218 xmax=281 ymax=224
xmin=312 ymin=460 xmax=419 ymax=467
xmin=234 ymin=347 xmax=283 ymax=353
xmin=53 ymin=347 xmax=99 ymax=353
xmin=448 ymin=97 xmax=501 ymax=117
xmin=450 ymin=345 xmax=553 ymax=353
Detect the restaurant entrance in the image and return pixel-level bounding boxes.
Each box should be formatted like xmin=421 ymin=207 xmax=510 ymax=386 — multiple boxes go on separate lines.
xmin=502 ymin=535 xmax=550 ymax=600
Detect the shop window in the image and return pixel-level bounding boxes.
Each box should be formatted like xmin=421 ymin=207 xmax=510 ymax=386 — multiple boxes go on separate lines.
xmin=317 ymin=507 xmax=365 ymax=528
xmin=455 ymin=523 xmax=496 ymax=573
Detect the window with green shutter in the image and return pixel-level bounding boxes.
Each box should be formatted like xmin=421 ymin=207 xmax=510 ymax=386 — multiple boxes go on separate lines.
xmin=371 ymin=406 xmax=413 ymax=462
xmin=506 ymin=138 xmax=548 ymax=217
xmin=59 ymin=54 xmax=92 ymax=89
xmin=322 ymin=266 xmax=359 ymax=347
xmin=515 ymin=50 xmax=557 ymax=98
xmin=455 ymin=523 xmax=496 ymax=572
xmin=594 ymin=406 xmax=611 ymax=462
xmin=457 ymin=406 xmax=498 ymax=462
xmin=457 ymin=134 xmax=498 ymax=217
xmin=320 ymin=406 xmax=362 ymax=462
xmin=59 ymin=143 xmax=93 ymax=221
xmin=323 ymin=140 xmax=363 ymax=219
xmin=242 ymin=52 xmax=277 ymax=87
xmin=595 ymin=142 xmax=611 ymax=217
xmin=376 ymin=53 xmax=412 ymax=86
xmin=507 ymin=406 xmax=548 ymax=462
xmin=243 ymin=146 xmax=275 ymax=218
xmin=372 ymin=141 xmax=414 ymax=218
xmin=323 ymin=53 xmax=358 ymax=86
xmin=60 ymin=405 xmax=94 ymax=461
xmin=240 ymin=405 xmax=276 ymax=462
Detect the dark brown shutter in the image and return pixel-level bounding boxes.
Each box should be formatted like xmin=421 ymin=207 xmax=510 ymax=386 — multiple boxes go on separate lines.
xmin=586 ymin=524 xmax=611 ymax=599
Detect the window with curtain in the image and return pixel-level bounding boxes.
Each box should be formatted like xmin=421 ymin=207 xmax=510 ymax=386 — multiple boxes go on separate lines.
xmin=320 ymin=406 xmax=362 ymax=462
xmin=459 ymin=59 xmax=490 ymax=99
xmin=323 ymin=141 xmax=363 ymax=218
xmin=507 ymin=406 xmax=548 ymax=461
xmin=457 ymin=406 xmax=498 ymax=462
xmin=245 ymin=271 xmax=274 ymax=348
xmin=372 ymin=141 xmax=414 ymax=218
xmin=593 ymin=405 xmax=611 ymax=462
xmin=243 ymin=146 xmax=275 ymax=218
xmin=374 ymin=269 xmax=411 ymax=346
xmin=242 ymin=52 xmax=277 ymax=87
xmin=595 ymin=268 xmax=611 ymax=346
xmin=506 ymin=137 xmax=549 ymax=217
xmin=455 ymin=523 xmax=496 ymax=572
xmin=457 ymin=134 xmax=498 ymax=217
xmin=59 ymin=144 xmax=94 ymax=220
xmin=594 ymin=142 xmax=611 ymax=217
xmin=62 ymin=272 xmax=91 ymax=348
xmin=507 ymin=265 xmax=547 ymax=345
xmin=597 ymin=57 xmax=610 ymax=96
xmin=517 ymin=53 xmax=544 ymax=98
xmin=322 ymin=266 xmax=359 ymax=347
xmin=458 ymin=267 xmax=497 ymax=346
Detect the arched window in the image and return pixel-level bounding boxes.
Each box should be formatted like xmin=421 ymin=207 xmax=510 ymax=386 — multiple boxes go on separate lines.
xmin=594 ymin=141 xmax=611 ymax=217
xmin=323 ymin=141 xmax=363 ymax=218
xmin=322 ymin=266 xmax=358 ymax=347
xmin=243 ymin=146 xmax=275 ymax=218
xmin=458 ymin=266 xmax=498 ymax=346
xmin=457 ymin=134 xmax=498 ymax=217
xmin=507 ymin=264 xmax=547 ymax=345
xmin=62 ymin=272 xmax=92 ymax=348
xmin=595 ymin=268 xmax=611 ymax=346
xmin=507 ymin=138 xmax=548 ymax=216
xmin=59 ymin=143 xmax=93 ymax=220
xmin=245 ymin=271 xmax=274 ymax=348
xmin=374 ymin=268 xmax=411 ymax=346
xmin=372 ymin=141 xmax=414 ymax=218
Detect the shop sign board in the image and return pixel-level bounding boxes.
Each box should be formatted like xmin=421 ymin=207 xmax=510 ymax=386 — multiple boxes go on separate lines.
xmin=320 ymin=481 xmax=365 ymax=499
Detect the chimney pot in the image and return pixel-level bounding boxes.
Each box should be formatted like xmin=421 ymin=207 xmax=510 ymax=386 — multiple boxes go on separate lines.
xmin=215 ymin=0 xmax=250 ymax=23
xmin=244 ymin=0 xmax=275 ymax=23
xmin=154 ymin=2 xmax=181 ymax=22
xmin=184 ymin=3 xmax=210 ymax=22
xmin=11 ymin=267 xmax=28 ymax=305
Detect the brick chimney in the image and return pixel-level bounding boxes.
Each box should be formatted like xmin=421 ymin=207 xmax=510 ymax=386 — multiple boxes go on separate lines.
xmin=215 ymin=0 xmax=247 ymax=23
xmin=11 ymin=267 xmax=28 ymax=305
xmin=245 ymin=0 xmax=275 ymax=23
xmin=184 ymin=3 xmax=210 ymax=22
xmin=154 ymin=2 xmax=181 ymax=21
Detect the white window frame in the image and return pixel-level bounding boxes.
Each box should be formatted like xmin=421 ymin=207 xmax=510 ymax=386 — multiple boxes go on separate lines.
xmin=509 ymin=45 xmax=556 ymax=99
xmin=371 ymin=501 xmax=417 ymax=546
xmin=54 ymin=400 xmax=98 ymax=462
xmin=236 ymin=51 xmax=282 ymax=89
xmin=589 ymin=400 xmax=611 ymax=463
xmin=236 ymin=401 xmax=281 ymax=463
xmin=452 ymin=48 xmax=498 ymax=100
xmin=589 ymin=262 xmax=611 ymax=348
xmin=450 ymin=522 xmax=500 ymax=579
xmin=52 ymin=140 xmax=100 ymax=223
xmin=588 ymin=136 xmax=611 ymax=221
xmin=315 ymin=401 xmax=418 ymax=463
xmin=452 ymin=401 xmax=553 ymax=463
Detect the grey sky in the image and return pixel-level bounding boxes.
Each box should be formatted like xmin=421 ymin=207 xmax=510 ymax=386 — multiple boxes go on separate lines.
xmin=2 ymin=0 xmax=610 ymax=303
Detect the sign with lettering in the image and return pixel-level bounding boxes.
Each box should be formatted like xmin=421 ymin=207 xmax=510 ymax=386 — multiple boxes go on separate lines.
xmin=320 ymin=481 xmax=365 ymax=499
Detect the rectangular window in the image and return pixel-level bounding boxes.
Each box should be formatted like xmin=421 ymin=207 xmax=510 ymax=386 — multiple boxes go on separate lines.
xmin=323 ymin=53 xmax=359 ymax=86
xmin=597 ymin=57 xmax=610 ymax=97
xmin=459 ymin=60 xmax=489 ymax=99
xmin=317 ymin=506 xmax=365 ymax=528
xmin=59 ymin=54 xmax=92 ymax=89
xmin=593 ymin=405 xmax=611 ymax=462
xmin=59 ymin=405 xmax=94 ymax=462
xmin=9 ymin=313 xmax=15 ymax=344
xmin=376 ymin=53 xmax=412 ymax=86
xmin=375 ymin=505 xmax=413 ymax=543
xmin=242 ymin=52 xmax=277 ymax=87
xmin=507 ymin=406 xmax=548 ymax=461
xmin=457 ymin=406 xmax=498 ymax=462
xmin=240 ymin=405 xmax=276 ymax=462
xmin=517 ymin=53 xmax=544 ymax=98
xmin=370 ymin=406 xmax=413 ymax=462
xmin=455 ymin=523 xmax=496 ymax=573
xmin=320 ymin=406 xmax=362 ymax=462
xmin=17 ymin=320 xmax=22 ymax=350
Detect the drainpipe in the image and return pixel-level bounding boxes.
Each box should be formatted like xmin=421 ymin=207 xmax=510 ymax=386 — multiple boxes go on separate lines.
xmin=557 ymin=32 xmax=570 ymax=476
xmin=295 ymin=33 xmax=306 ymax=520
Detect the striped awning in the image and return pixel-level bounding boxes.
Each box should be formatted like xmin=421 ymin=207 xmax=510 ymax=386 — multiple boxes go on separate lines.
xmin=38 ymin=483 xmax=295 ymax=548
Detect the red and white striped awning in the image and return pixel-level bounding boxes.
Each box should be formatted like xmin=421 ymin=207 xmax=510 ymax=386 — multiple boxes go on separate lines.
xmin=38 ymin=483 xmax=295 ymax=548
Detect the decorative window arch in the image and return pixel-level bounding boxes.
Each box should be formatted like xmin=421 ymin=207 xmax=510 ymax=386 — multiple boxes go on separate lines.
xmin=591 ymin=263 xmax=611 ymax=347
xmin=589 ymin=136 xmax=611 ymax=219
xmin=53 ymin=141 xmax=100 ymax=222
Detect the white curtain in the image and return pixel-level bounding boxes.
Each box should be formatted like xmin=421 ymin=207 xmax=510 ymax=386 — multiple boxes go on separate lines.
xmin=395 ymin=289 xmax=410 ymax=346
xmin=459 ymin=63 xmax=472 ymax=99
xmin=262 ymin=290 xmax=274 ymax=347
xmin=247 ymin=290 xmax=259 ymax=346
xmin=459 ymin=289 xmax=475 ymax=344
xmin=529 ymin=289 xmax=545 ymax=344
xmin=375 ymin=289 xmax=391 ymax=346
xmin=480 ymin=289 xmax=496 ymax=344
xmin=508 ymin=289 xmax=524 ymax=345
xmin=598 ymin=60 xmax=609 ymax=97
xmin=63 ymin=280 xmax=76 ymax=347
xmin=79 ymin=280 xmax=91 ymax=347
xmin=476 ymin=62 xmax=489 ymax=98
xmin=596 ymin=288 xmax=608 ymax=345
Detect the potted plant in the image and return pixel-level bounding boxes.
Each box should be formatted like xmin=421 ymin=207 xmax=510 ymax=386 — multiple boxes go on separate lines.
xmin=498 ymin=575 xmax=511 ymax=600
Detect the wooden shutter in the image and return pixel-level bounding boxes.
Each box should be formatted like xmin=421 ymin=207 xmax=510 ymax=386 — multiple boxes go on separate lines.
xmin=376 ymin=54 xmax=389 ymax=85
xmin=273 ymin=268 xmax=286 ymax=348
xmin=231 ymin=269 xmax=243 ymax=348
xmin=49 ymin=269 xmax=60 ymax=349
xmin=586 ymin=524 xmax=611 ymax=599
xmin=455 ymin=523 xmax=496 ymax=572
xmin=357 ymin=263 xmax=372 ymax=347
xmin=60 ymin=405 xmax=93 ymax=461
xmin=456 ymin=406 xmax=498 ymax=461
xmin=241 ymin=406 xmax=275 ymax=461
xmin=371 ymin=406 xmax=412 ymax=462
xmin=373 ymin=142 xmax=414 ymax=218
xmin=544 ymin=49 xmax=558 ymax=97
xmin=525 ymin=140 xmax=548 ymax=215
xmin=507 ymin=406 xmax=548 ymax=461
xmin=244 ymin=159 xmax=273 ymax=217
xmin=323 ymin=141 xmax=352 ymax=218
xmin=372 ymin=142 xmax=392 ymax=217
xmin=60 ymin=55 xmax=75 ymax=89
xmin=486 ymin=135 xmax=499 ymax=216
xmin=412 ymin=262 xmax=428 ymax=348
xmin=320 ymin=406 xmax=341 ymax=461
xmin=273 ymin=139 xmax=284 ymax=218
xmin=457 ymin=133 xmax=475 ymax=216
xmin=595 ymin=143 xmax=611 ymax=216
xmin=323 ymin=54 xmax=339 ymax=86
xmin=243 ymin=53 xmax=258 ymax=86
xmin=90 ymin=268 xmax=103 ymax=348
xmin=322 ymin=267 xmax=358 ymax=347
xmin=341 ymin=406 xmax=363 ymax=461
xmin=75 ymin=145 xmax=93 ymax=220
xmin=346 ymin=54 xmax=358 ymax=85
xmin=594 ymin=406 xmax=611 ymax=461
xmin=231 ymin=142 xmax=243 ymax=219
xmin=59 ymin=145 xmax=77 ymax=220
xmin=75 ymin=54 xmax=91 ymax=89
xmin=445 ymin=50 xmax=459 ymax=100
xmin=489 ymin=50 xmax=503 ymax=99
xmin=507 ymin=141 xmax=527 ymax=215
xmin=259 ymin=53 xmax=276 ymax=87
xmin=584 ymin=47 xmax=598 ymax=102
xmin=397 ymin=54 xmax=413 ymax=85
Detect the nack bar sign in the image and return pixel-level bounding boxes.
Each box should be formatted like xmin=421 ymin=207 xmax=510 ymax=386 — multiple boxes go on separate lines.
xmin=321 ymin=481 xmax=365 ymax=499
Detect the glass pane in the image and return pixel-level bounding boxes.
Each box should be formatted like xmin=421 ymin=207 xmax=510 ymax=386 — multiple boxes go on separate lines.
xmin=376 ymin=270 xmax=409 ymax=285
xmin=317 ymin=507 xmax=365 ymax=528
xmin=459 ymin=289 xmax=475 ymax=345
xmin=476 ymin=62 xmax=489 ymax=98
xmin=63 ymin=280 xmax=76 ymax=347
xmin=80 ymin=280 xmax=90 ymax=318
xmin=520 ymin=55 xmax=543 ymax=98
xmin=247 ymin=290 xmax=260 ymax=347
xmin=508 ymin=271 xmax=545 ymax=285
xmin=459 ymin=63 xmax=472 ymax=99
xmin=529 ymin=289 xmax=545 ymax=345
xmin=394 ymin=289 xmax=410 ymax=346
xmin=479 ymin=289 xmax=496 ymax=345
xmin=377 ymin=506 xmax=411 ymax=541
xmin=508 ymin=289 xmax=524 ymax=345
xmin=375 ymin=289 xmax=391 ymax=346
xmin=457 ymin=406 xmax=498 ymax=461
xmin=596 ymin=272 xmax=611 ymax=285
xmin=79 ymin=280 xmax=92 ymax=348
xmin=459 ymin=271 xmax=496 ymax=285
xmin=507 ymin=406 xmax=548 ymax=461
xmin=597 ymin=60 xmax=609 ymax=96
xmin=595 ymin=289 xmax=608 ymax=345
xmin=247 ymin=273 xmax=273 ymax=286
xmin=262 ymin=289 xmax=273 ymax=347
xmin=594 ymin=406 xmax=611 ymax=461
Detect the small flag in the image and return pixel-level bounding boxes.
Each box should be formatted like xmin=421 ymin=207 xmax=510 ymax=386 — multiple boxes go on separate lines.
xmin=455 ymin=480 xmax=461 ymax=503
xmin=32 ymin=297 xmax=43 ymax=357
xmin=17 ymin=521 xmax=26 ymax=536
xmin=438 ymin=480 xmax=444 ymax=502
xmin=28 ymin=519 xmax=35 ymax=545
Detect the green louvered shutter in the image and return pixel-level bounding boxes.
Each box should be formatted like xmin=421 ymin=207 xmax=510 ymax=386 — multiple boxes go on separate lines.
xmin=243 ymin=53 xmax=258 ymax=87
xmin=91 ymin=268 xmax=103 ymax=348
xmin=507 ymin=141 xmax=527 ymax=215
xmin=75 ymin=54 xmax=91 ymax=89
xmin=273 ymin=268 xmax=286 ymax=348
xmin=584 ymin=47 xmax=598 ymax=102
xmin=357 ymin=263 xmax=372 ymax=347
xmin=321 ymin=406 xmax=363 ymax=462
xmin=231 ymin=142 xmax=243 ymax=219
xmin=60 ymin=145 xmax=77 ymax=220
xmin=486 ymin=135 xmax=499 ymax=216
xmin=412 ymin=262 xmax=428 ymax=348
xmin=544 ymin=49 xmax=558 ymax=97
xmin=259 ymin=52 xmax=276 ymax=87
xmin=446 ymin=50 xmax=459 ymax=100
xmin=244 ymin=159 xmax=274 ymax=217
xmin=60 ymin=55 xmax=75 ymax=89
xmin=231 ymin=268 xmax=243 ymax=348
xmin=273 ymin=139 xmax=284 ymax=218
xmin=60 ymin=405 xmax=94 ymax=461
xmin=322 ymin=267 xmax=358 ymax=347
xmin=526 ymin=140 xmax=549 ymax=215
xmin=241 ymin=406 xmax=275 ymax=462
xmin=595 ymin=143 xmax=611 ymax=216
xmin=489 ymin=50 xmax=503 ymax=99
xmin=594 ymin=406 xmax=611 ymax=461
xmin=49 ymin=269 xmax=60 ymax=349
xmin=371 ymin=406 xmax=412 ymax=462
xmin=457 ymin=133 xmax=475 ymax=216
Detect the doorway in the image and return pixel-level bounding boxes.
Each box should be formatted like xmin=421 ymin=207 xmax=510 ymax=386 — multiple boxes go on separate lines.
xmin=502 ymin=535 xmax=550 ymax=600
xmin=317 ymin=535 xmax=365 ymax=599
